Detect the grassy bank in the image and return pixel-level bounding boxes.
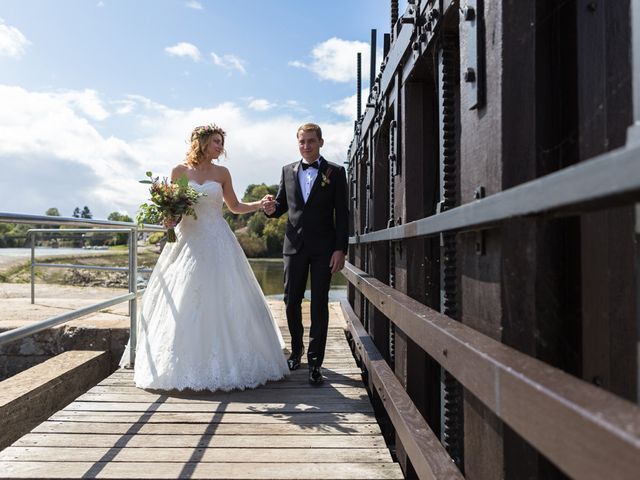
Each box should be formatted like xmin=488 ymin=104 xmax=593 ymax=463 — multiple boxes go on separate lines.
xmin=0 ymin=248 xmax=160 ymax=287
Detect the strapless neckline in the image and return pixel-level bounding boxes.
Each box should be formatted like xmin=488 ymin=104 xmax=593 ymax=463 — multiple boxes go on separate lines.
xmin=188 ymin=179 xmax=222 ymax=187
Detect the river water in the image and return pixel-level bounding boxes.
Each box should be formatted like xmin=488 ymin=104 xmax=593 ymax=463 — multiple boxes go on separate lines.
xmin=0 ymin=248 xmax=348 ymax=300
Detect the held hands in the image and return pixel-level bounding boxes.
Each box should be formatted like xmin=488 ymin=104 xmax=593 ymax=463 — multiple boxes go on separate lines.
xmin=261 ymin=194 xmax=276 ymax=215
xmin=329 ymin=250 xmax=345 ymax=274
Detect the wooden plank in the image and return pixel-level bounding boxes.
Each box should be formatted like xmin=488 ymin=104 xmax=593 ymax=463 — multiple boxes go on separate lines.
xmin=61 ymin=401 xmax=373 ymax=414
xmin=32 ymin=421 xmax=382 ymax=436
xmin=343 ymin=301 xmax=463 ymax=480
xmin=0 ymin=461 xmax=404 ymax=479
xmin=76 ymin=392 xmax=368 ymax=403
xmin=84 ymin=385 xmax=366 ymax=396
xmin=106 ymin=371 xmax=361 ymax=382
xmin=48 ymin=411 xmax=378 ymax=425
xmin=0 ymin=446 xmax=394 ymax=463
xmin=94 ymin=377 xmax=365 ymax=389
xmin=12 ymin=433 xmax=387 ymax=449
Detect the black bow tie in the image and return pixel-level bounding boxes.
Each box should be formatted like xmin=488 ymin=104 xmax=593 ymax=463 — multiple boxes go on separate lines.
xmin=301 ymin=161 xmax=319 ymax=170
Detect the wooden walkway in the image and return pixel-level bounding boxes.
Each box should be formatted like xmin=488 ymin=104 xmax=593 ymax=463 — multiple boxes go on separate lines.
xmin=0 ymin=301 xmax=404 ymax=479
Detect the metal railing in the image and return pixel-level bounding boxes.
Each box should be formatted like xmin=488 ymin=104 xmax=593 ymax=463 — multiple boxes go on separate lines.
xmin=27 ymin=228 xmax=153 ymax=305
xmin=0 ymin=212 xmax=164 ymax=367
xmin=350 ymin=139 xmax=640 ymax=245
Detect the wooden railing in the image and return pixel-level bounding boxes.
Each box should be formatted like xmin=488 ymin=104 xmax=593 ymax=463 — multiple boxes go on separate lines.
xmin=342 ymin=262 xmax=640 ymax=480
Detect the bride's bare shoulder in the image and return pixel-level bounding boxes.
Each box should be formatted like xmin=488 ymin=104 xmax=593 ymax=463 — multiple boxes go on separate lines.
xmin=171 ymin=164 xmax=189 ymax=181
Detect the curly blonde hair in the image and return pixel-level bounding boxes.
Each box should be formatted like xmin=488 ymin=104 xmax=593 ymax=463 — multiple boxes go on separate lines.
xmin=185 ymin=123 xmax=226 ymax=167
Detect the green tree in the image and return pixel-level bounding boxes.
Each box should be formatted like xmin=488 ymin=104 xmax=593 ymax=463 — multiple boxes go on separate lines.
xmin=39 ymin=208 xmax=62 ymax=245
xmin=247 ymin=212 xmax=267 ymax=237
xmin=72 ymin=207 xmax=81 ymax=218
xmin=0 ymin=223 xmax=14 ymax=247
xmin=107 ymin=212 xmax=133 ymax=223
xmin=81 ymin=206 xmax=92 ymax=219
xmin=263 ymin=214 xmax=287 ymax=256
xmin=220 ymin=183 xmax=283 ymax=257
xmin=107 ymin=212 xmax=133 ymax=245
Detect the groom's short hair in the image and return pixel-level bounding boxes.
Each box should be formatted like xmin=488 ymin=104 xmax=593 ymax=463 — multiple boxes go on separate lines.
xmin=297 ymin=123 xmax=322 ymax=140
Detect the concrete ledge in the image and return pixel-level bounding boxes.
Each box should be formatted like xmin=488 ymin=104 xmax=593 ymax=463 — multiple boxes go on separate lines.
xmin=0 ymin=350 xmax=110 ymax=450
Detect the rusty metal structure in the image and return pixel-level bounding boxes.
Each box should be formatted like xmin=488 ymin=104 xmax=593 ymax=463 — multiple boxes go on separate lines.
xmin=343 ymin=0 xmax=640 ymax=479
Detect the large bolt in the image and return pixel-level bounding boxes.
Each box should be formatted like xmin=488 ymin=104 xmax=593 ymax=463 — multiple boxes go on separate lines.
xmin=464 ymin=6 xmax=475 ymax=21
xmin=463 ymin=68 xmax=476 ymax=83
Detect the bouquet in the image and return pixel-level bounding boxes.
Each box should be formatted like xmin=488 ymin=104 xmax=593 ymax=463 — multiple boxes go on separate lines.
xmin=136 ymin=171 xmax=206 ymax=242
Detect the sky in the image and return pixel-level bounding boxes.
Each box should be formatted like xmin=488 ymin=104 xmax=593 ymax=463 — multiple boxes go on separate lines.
xmin=0 ymin=0 xmax=408 ymax=220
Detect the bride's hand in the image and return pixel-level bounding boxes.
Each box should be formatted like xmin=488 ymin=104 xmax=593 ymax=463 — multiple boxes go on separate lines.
xmin=260 ymin=195 xmax=275 ymax=214
xmin=163 ymin=216 xmax=180 ymax=229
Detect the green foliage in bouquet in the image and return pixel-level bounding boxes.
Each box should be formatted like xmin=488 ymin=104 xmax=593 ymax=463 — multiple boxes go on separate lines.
xmin=136 ymin=171 xmax=206 ymax=242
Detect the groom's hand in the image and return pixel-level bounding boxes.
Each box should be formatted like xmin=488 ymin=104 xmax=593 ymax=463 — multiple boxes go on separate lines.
xmin=261 ymin=195 xmax=276 ymax=215
xmin=329 ymin=250 xmax=345 ymax=274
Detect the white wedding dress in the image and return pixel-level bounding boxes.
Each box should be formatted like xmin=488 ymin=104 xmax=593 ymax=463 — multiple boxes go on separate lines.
xmin=124 ymin=180 xmax=289 ymax=391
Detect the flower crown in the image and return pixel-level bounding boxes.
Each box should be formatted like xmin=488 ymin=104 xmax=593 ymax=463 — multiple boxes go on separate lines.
xmin=191 ymin=123 xmax=226 ymax=141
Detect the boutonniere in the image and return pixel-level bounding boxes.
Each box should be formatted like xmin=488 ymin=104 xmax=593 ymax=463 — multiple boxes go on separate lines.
xmin=321 ymin=167 xmax=333 ymax=187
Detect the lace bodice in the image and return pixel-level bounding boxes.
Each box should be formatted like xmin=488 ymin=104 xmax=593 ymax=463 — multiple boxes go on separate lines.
xmin=190 ymin=179 xmax=224 ymax=216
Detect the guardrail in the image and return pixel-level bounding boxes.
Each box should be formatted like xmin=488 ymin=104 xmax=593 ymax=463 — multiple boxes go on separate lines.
xmin=0 ymin=212 xmax=164 ymax=367
xmin=26 ymin=228 xmax=152 ymax=305
xmin=342 ymin=262 xmax=640 ymax=480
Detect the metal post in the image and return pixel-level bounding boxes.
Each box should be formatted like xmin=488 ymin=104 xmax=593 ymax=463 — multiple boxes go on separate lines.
xmin=391 ymin=0 xmax=399 ymax=42
xmin=370 ymin=29 xmax=377 ymax=89
xmin=384 ymin=33 xmax=391 ymax=59
xmin=357 ymin=52 xmax=362 ymax=120
xmin=128 ymin=227 xmax=138 ymax=367
xmin=629 ymin=0 xmax=640 ymax=145
xmin=629 ymin=1 xmax=640 ymax=403
xmin=30 ymin=232 xmax=35 ymax=304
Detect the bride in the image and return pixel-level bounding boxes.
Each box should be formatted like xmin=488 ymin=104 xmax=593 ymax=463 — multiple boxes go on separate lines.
xmin=127 ymin=123 xmax=289 ymax=391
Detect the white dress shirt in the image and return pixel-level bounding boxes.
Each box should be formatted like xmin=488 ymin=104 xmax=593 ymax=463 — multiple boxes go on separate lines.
xmin=298 ymin=157 xmax=321 ymax=203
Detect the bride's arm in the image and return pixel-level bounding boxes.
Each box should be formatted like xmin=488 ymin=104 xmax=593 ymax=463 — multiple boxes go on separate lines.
xmin=220 ymin=167 xmax=266 ymax=214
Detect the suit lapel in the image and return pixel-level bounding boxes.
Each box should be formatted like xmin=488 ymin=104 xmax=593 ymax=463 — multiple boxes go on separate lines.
xmin=291 ymin=162 xmax=305 ymax=206
xmin=305 ymin=157 xmax=327 ymax=205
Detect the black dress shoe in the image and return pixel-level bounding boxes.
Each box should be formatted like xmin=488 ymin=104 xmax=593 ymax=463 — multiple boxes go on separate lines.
xmin=287 ymin=348 xmax=304 ymax=371
xmin=308 ymin=366 xmax=324 ymax=385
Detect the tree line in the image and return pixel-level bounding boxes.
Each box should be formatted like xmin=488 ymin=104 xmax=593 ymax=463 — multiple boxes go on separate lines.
xmin=0 ymin=184 xmax=286 ymax=256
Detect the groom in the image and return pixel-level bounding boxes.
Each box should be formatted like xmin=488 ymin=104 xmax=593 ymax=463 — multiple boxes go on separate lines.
xmin=264 ymin=123 xmax=349 ymax=385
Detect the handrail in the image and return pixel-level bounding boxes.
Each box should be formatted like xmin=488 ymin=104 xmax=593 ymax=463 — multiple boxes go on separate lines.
xmin=26 ymin=228 xmax=152 ymax=305
xmin=0 ymin=213 xmax=164 ymax=366
xmin=341 ymin=300 xmax=463 ymax=480
xmin=0 ymin=212 xmax=162 ymax=231
xmin=342 ymin=262 xmax=640 ymax=480
xmin=0 ymin=291 xmax=141 ymax=347
xmin=350 ymin=141 xmax=640 ymax=244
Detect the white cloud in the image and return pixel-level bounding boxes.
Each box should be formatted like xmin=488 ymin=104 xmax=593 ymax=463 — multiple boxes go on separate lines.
xmin=185 ymin=1 xmax=203 ymax=9
xmin=327 ymin=88 xmax=369 ymax=121
xmin=97 ymin=1 xmax=105 ymax=7
xmin=248 ymin=99 xmax=276 ymax=112
xmin=165 ymin=42 xmax=201 ymax=62
xmin=55 ymin=89 xmax=110 ymax=121
xmin=0 ymin=85 xmax=354 ymax=220
xmin=211 ymin=52 xmax=247 ymax=75
xmin=0 ymin=18 xmax=30 ymax=59
xmin=289 ymin=37 xmax=372 ymax=83
xmin=0 ymin=85 xmax=138 ymax=218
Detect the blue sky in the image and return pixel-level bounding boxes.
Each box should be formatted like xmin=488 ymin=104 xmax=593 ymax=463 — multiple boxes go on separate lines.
xmin=0 ymin=0 xmax=408 ymax=219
